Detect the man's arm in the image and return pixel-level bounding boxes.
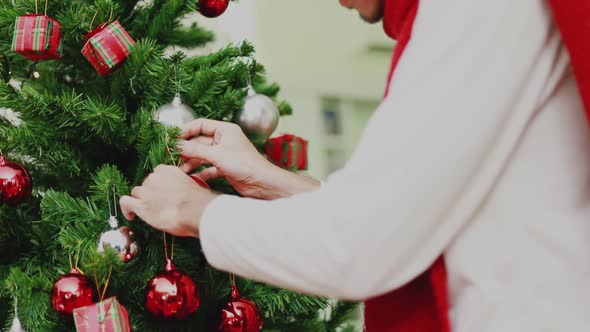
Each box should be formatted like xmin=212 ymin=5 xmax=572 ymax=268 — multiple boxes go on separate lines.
xmin=256 ymin=166 xmax=321 ymax=200
xmin=201 ymin=0 xmax=554 ymax=300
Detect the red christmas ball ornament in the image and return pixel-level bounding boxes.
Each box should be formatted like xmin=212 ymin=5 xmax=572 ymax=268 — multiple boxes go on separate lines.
xmin=197 ymin=0 xmax=229 ymax=18
xmin=218 ymin=285 xmax=263 ymax=332
xmin=146 ymin=259 xmax=200 ymax=319
xmin=0 ymin=155 xmax=32 ymax=206
xmin=51 ymin=268 xmax=98 ymax=316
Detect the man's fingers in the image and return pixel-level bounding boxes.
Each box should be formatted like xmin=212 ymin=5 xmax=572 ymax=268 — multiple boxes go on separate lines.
xmin=131 ymin=186 xmax=146 ymax=198
xmin=180 ymin=118 xmax=225 ymax=139
xmin=180 ymin=158 xmax=204 ymax=173
xmin=196 ymin=167 xmax=221 ymax=182
xmin=179 ymin=140 xmax=217 ymax=161
xmin=154 ymin=164 xmax=177 ymax=174
xmin=191 ymin=136 xmax=214 ymax=146
xmin=120 ymin=195 xmax=141 ymax=221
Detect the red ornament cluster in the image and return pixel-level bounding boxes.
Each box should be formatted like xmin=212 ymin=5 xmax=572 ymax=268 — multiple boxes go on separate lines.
xmin=0 ymin=155 xmax=32 ymax=206
xmin=11 ymin=14 xmax=62 ymax=61
xmin=12 ymin=13 xmax=135 ymax=76
xmin=51 ymin=268 xmax=98 ymax=316
xmin=145 ymin=259 xmax=201 ymax=319
xmin=12 ymin=1 xmax=227 ymax=78
xmin=81 ymin=21 xmax=136 ymax=76
xmin=73 ymin=297 xmax=131 ymax=332
xmin=197 ymin=0 xmax=230 ymax=18
xmin=265 ymin=134 xmax=308 ymax=171
xmin=219 ymin=285 xmax=263 ymax=332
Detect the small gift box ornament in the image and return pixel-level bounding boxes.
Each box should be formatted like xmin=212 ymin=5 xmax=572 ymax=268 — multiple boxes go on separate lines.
xmin=81 ymin=20 xmax=135 ymax=76
xmin=11 ymin=13 xmax=62 ymax=61
xmin=73 ymin=297 xmax=131 ymax=332
xmin=265 ymin=134 xmax=308 ymax=171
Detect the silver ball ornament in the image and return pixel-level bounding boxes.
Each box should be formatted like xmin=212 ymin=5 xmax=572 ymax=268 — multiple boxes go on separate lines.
xmin=98 ymin=216 xmax=138 ymax=263
xmin=154 ymin=94 xmax=197 ymax=127
xmin=234 ymin=87 xmax=279 ymax=142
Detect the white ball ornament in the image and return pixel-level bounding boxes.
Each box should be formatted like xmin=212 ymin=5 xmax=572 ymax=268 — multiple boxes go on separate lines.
xmin=154 ymin=94 xmax=197 ymax=127
xmin=234 ymin=87 xmax=279 ymax=142
xmin=97 ymin=216 xmax=138 ymax=263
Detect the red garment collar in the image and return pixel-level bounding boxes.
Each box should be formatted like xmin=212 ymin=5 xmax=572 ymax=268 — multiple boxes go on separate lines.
xmin=548 ymin=0 xmax=590 ymax=117
xmin=370 ymin=2 xmax=590 ymax=332
xmin=382 ymin=0 xmax=418 ymax=40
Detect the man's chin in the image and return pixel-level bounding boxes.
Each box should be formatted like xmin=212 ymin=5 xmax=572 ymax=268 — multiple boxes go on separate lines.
xmin=360 ymin=13 xmax=383 ymax=24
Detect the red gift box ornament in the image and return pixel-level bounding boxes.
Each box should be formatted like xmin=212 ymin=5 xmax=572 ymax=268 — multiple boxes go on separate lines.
xmin=265 ymin=134 xmax=308 ymax=171
xmin=81 ymin=20 xmax=135 ymax=76
xmin=11 ymin=14 xmax=62 ymax=61
xmin=73 ymin=297 xmax=131 ymax=332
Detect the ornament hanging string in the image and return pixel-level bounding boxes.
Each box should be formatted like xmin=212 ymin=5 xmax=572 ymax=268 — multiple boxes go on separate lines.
xmin=165 ymin=131 xmax=182 ymax=167
xmin=89 ymin=7 xmax=114 ymax=31
xmin=230 ymin=273 xmax=236 ymax=287
xmin=173 ymin=49 xmax=182 ymax=96
xmin=238 ymin=43 xmax=254 ymax=89
xmin=9 ymin=286 xmax=26 ymax=332
xmin=74 ymin=242 xmax=81 ymax=270
xmin=13 ymin=285 xmax=18 ymax=318
xmin=94 ymin=185 xmax=117 ymax=301
xmin=34 ymin=0 xmax=48 ymax=16
xmin=162 ymin=138 xmax=179 ymax=263
xmin=162 ymin=232 xmax=176 ymax=261
xmin=94 ymin=266 xmax=113 ymax=302
xmin=171 ymin=236 xmax=175 ymax=260
xmin=89 ymin=10 xmax=99 ymax=31
xmin=68 ymin=241 xmax=84 ymax=273
xmin=106 ymin=184 xmax=118 ymax=219
xmin=101 ymin=267 xmax=113 ymax=301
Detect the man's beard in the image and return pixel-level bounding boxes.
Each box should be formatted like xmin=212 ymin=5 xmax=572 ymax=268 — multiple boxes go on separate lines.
xmin=359 ymin=1 xmax=385 ymax=23
xmin=360 ymin=13 xmax=383 ymax=23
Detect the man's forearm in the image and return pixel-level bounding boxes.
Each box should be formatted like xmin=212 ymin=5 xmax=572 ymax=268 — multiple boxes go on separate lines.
xmin=257 ymin=166 xmax=320 ymax=200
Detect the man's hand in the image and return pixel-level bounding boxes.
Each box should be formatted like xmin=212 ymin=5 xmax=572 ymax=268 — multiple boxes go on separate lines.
xmin=120 ymin=165 xmax=218 ymax=238
xmin=179 ymin=119 xmax=320 ymax=200
xmin=178 ymin=119 xmax=291 ymax=200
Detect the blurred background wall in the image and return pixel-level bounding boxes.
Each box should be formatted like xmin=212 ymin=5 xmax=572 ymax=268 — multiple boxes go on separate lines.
xmin=190 ymin=0 xmax=395 ymax=179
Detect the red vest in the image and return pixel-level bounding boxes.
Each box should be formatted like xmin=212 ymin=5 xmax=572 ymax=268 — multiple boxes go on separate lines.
xmin=364 ymin=1 xmax=590 ymax=331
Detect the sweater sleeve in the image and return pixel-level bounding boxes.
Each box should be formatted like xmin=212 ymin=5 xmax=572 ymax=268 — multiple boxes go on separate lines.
xmin=200 ymin=0 xmax=553 ymax=301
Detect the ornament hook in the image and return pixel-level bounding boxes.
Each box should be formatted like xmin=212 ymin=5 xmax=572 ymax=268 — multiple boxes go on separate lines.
xmin=13 ymin=286 xmax=18 ymax=316
xmin=9 ymin=287 xmax=26 ymax=332
xmin=89 ymin=7 xmax=114 ymax=31
xmin=162 ymin=232 xmax=176 ymax=262
xmin=172 ymin=56 xmax=181 ymax=96
xmin=90 ymin=9 xmax=99 ymax=29
xmin=68 ymin=242 xmax=84 ymax=274
xmin=237 ymin=42 xmax=254 ymax=90
xmin=164 ymin=131 xmax=182 ymax=167
xmin=34 ymin=0 xmax=48 ymax=15
xmin=106 ymin=183 xmax=118 ymax=221
xmin=107 ymin=216 xmax=119 ymax=229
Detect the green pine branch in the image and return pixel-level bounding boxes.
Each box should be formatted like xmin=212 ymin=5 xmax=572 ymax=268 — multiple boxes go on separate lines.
xmin=0 ymin=1 xmax=347 ymax=330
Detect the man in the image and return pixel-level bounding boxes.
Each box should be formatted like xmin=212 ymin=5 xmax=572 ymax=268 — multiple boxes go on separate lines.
xmin=121 ymin=0 xmax=590 ymax=331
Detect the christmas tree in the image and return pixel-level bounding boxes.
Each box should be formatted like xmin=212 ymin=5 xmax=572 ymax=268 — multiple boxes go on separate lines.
xmin=0 ymin=0 xmax=358 ymax=330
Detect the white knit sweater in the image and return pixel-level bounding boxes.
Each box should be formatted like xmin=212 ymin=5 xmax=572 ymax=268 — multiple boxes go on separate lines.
xmin=201 ymin=1 xmax=590 ymax=330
